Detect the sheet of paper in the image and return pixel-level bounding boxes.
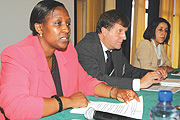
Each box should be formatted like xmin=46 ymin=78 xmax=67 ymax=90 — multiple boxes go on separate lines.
xmin=142 ymin=84 xmax=180 ymax=93
xmin=171 ymin=71 xmax=180 ymax=76
xmin=160 ymin=78 xmax=180 ymax=87
xmin=70 ymin=96 xmax=143 ymax=119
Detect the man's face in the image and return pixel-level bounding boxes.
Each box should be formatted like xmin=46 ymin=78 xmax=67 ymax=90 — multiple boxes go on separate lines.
xmin=102 ymin=23 xmax=128 ymax=50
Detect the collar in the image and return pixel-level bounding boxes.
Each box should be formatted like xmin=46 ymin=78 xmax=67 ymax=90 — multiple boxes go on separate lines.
xmin=100 ymin=40 xmax=108 ymax=52
xmin=100 ymin=40 xmax=113 ymax=61
xmin=151 ymin=39 xmax=161 ymax=57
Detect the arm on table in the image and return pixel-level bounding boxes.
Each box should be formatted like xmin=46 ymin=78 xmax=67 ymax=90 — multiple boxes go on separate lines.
xmin=94 ymin=82 xmax=140 ymax=103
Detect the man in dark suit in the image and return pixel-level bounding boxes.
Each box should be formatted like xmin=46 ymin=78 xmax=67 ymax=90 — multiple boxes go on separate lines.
xmin=75 ymin=10 xmax=167 ymax=91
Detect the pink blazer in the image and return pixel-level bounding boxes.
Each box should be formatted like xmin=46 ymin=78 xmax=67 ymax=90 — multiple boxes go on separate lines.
xmin=0 ymin=35 xmax=102 ymax=119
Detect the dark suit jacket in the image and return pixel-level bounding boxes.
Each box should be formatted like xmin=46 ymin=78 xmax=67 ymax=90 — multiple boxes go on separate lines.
xmin=76 ymin=32 xmax=149 ymax=89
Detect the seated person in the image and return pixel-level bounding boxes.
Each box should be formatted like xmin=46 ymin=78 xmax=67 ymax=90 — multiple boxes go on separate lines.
xmin=76 ymin=10 xmax=166 ymax=91
xmin=134 ymin=17 xmax=174 ymax=72
xmin=0 ymin=1 xmax=140 ymax=119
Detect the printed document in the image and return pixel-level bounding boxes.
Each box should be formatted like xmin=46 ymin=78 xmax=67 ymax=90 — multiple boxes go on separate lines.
xmin=160 ymin=78 xmax=180 ymax=87
xmin=70 ymin=96 xmax=143 ymax=119
xmin=171 ymin=71 xmax=180 ymax=76
xmin=142 ymin=84 xmax=180 ymax=93
xmin=142 ymin=78 xmax=180 ymax=93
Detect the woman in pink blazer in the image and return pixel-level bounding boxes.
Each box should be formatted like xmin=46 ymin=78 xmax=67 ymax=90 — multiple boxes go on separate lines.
xmin=0 ymin=0 xmax=140 ymax=119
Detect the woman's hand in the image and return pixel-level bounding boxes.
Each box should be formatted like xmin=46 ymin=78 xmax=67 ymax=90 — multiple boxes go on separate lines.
xmin=156 ymin=66 xmax=168 ymax=78
xmin=157 ymin=66 xmax=174 ymax=73
xmin=94 ymin=83 xmax=140 ymax=103
xmin=111 ymin=88 xmax=140 ymax=103
xmin=42 ymin=92 xmax=88 ymax=117
xmin=68 ymin=92 xmax=89 ymax=108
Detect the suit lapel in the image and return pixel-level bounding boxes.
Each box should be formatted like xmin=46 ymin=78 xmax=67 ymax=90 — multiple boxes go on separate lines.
xmin=150 ymin=41 xmax=158 ymax=62
xmin=32 ymin=36 xmax=56 ymax=94
xmin=95 ymin=34 xmax=106 ymax=73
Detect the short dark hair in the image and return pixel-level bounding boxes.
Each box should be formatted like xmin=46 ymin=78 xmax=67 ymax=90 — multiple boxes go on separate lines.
xmin=96 ymin=10 xmax=130 ymax=34
xmin=30 ymin=0 xmax=65 ymax=36
xmin=143 ymin=17 xmax=171 ymax=44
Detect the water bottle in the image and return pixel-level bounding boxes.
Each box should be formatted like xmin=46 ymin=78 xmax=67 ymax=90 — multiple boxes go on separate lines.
xmin=150 ymin=90 xmax=179 ymax=120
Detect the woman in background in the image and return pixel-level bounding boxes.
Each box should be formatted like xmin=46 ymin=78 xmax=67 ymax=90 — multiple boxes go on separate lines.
xmin=0 ymin=0 xmax=139 ymax=119
xmin=134 ymin=17 xmax=174 ymax=72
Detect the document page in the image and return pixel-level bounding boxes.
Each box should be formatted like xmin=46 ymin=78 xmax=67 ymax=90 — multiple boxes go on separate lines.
xmin=70 ymin=96 xmax=143 ymax=119
xmin=171 ymin=71 xmax=180 ymax=76
xmin=142 ymin=84 xmax=180 ymax=93
xmin=160 ymin=78 xmax=180 ymax=87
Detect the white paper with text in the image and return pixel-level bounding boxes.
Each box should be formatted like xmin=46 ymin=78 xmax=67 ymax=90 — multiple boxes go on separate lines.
xmin=161 ymin=78 xmax=180 ymax=87
xmin=142 ymin=84 xmax=180 ymax=93
xmin=70 ymin=96 xmax=143 ymax=119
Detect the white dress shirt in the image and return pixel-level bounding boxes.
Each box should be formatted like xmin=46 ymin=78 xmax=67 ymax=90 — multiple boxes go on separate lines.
xmin=100 ymin=40 xmax=140 ymax=91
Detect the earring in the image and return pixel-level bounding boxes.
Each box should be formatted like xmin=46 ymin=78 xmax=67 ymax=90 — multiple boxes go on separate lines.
xmin=40 ymin=33 xmax=43 ymax=37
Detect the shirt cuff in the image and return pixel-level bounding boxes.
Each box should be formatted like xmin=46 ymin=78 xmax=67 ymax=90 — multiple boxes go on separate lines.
xmin=133 ymin=79 xmax=140 ymax=91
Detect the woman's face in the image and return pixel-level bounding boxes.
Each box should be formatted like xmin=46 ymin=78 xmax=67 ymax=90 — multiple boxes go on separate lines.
xmin=39 ymin=6 xmax=71 ymax=51
xmin=154 ymin=22 xmax=168 ymax=45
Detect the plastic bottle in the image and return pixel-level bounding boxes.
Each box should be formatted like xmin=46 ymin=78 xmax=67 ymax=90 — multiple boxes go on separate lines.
xmin=150 ymin=90 xmax=179 ymax=120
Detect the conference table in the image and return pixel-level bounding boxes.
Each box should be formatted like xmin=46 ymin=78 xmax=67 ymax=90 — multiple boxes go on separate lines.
xmin=33 ymin=71 xmax=180 ymax=120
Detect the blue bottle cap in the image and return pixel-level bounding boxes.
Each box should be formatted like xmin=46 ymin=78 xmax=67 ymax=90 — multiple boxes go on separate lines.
xmin=158 ymin=90 xmax=173 ymax=102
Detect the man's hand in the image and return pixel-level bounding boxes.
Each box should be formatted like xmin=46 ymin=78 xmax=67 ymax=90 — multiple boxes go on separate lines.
xmin=140 ymin=72 xmax=162 ymax=89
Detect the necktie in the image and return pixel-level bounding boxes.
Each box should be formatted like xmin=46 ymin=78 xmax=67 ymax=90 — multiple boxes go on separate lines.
xmin=105 ymin=50 xmax=114 ymax=76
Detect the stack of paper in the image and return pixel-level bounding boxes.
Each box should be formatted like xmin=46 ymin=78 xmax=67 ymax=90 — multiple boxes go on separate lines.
xmin=171 ymin=71 xmax=180 ymax=76
xmin=70 ymin=96 xmax=143 ymax=119
xmin=142 ymin=84 xmax=180 ymax=93
xmin=161 ymin=79 xmax=180 ymax=87
xmin=142 ymin=78 xmax=180 ymax=93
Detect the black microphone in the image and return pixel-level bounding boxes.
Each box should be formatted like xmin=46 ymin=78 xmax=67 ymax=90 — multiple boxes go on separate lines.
xmin=84 ymin=107 xmax=139 ymax=120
